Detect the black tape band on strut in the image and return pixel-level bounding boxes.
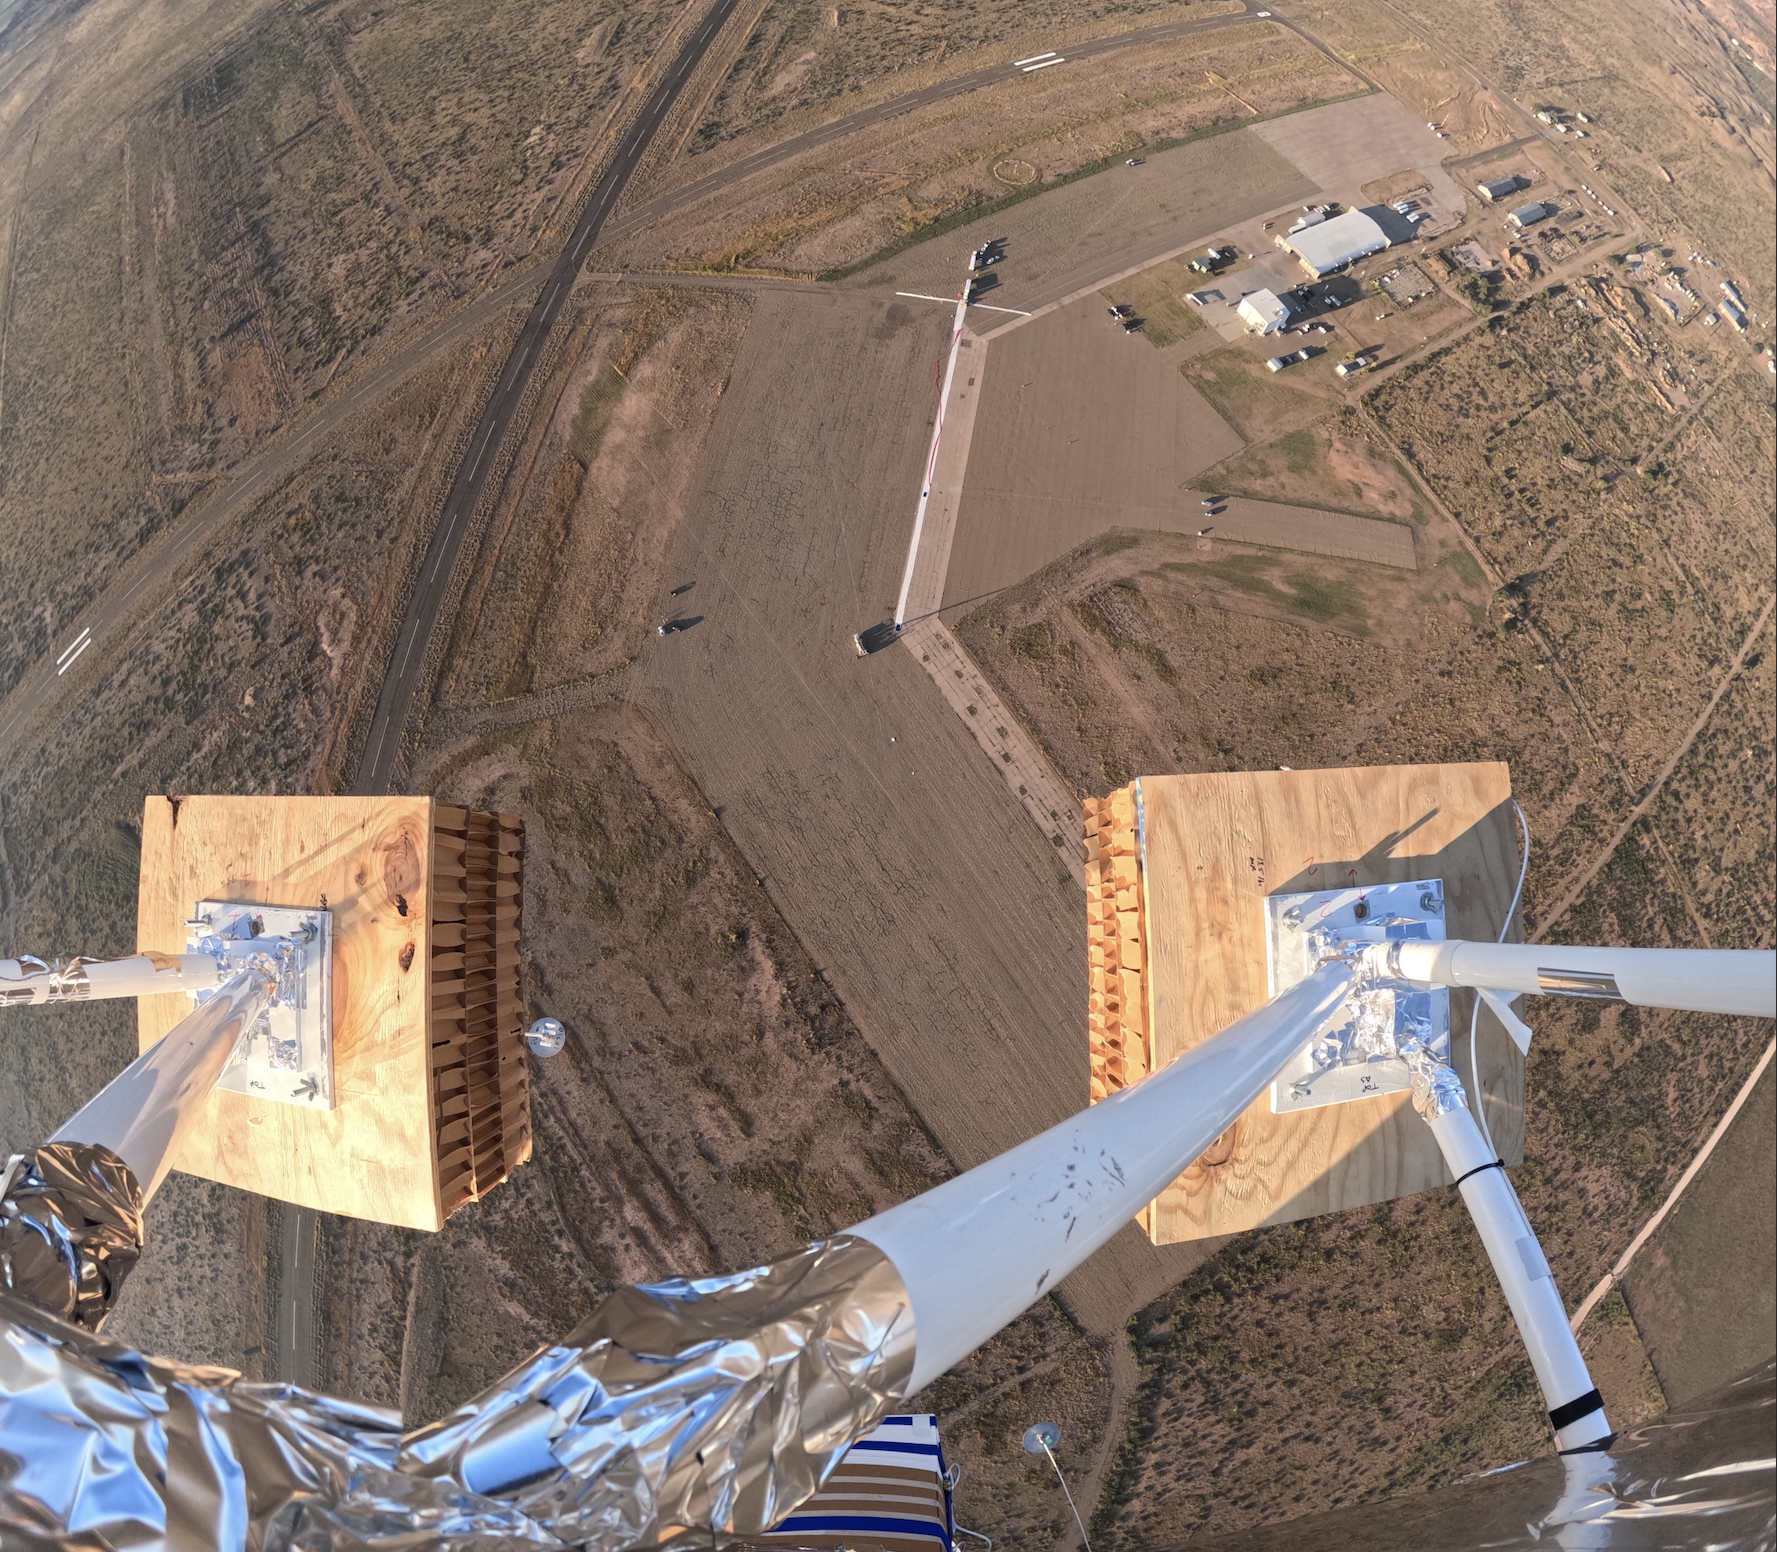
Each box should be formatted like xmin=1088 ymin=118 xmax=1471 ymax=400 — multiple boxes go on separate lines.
xmin=1453 ymin=1159 xmax=1506 ymax=1188
xmin=1548 ymin=1388 xmax=1606 ymax=1433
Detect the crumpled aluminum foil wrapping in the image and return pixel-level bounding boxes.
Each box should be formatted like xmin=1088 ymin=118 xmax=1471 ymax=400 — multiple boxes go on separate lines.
xmin=0 ymin=1233 xmax=914 ymax=1552
xmin=0 ymin=1141 xmax=142 ymax=1331
xmin=1397 ymin=1034 xmax=1468 ymax=1120
xmin=399 ymin=1233 xmax=915 ymax=1548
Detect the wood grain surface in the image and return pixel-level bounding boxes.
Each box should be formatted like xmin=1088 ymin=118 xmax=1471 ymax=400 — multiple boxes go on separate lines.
xmin=1135 ymin=763 xmax=1523 ymax=1243
xmin=137 ymin=794 xmax=443 ymax=1230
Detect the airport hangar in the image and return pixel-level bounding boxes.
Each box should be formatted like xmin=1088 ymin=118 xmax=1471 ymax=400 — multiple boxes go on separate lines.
xmin=1275 ymin=208 xmax=1391 ymax=277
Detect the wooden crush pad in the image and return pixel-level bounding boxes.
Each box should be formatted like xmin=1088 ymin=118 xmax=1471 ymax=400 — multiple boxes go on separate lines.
xmin=137 ymin=795 xmax=531 ymax=1231
xmin=1081 ymin=763 xmax=1524 ymax=1246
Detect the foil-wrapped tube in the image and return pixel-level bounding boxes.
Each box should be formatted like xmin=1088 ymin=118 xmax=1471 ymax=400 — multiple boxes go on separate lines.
xmin=0 ymin=1234 xmax=914 ymax=1551
xmin=400 ymin=1233 xmax=915 ymax=1547
xmin=1397 ymin=1034 xmax=1469 ymax=1120
xmin=0 ymin=1142 xmax=142 ymax=1331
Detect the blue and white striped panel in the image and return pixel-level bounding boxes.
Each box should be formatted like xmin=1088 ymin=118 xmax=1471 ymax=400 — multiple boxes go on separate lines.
xmin=751 ymin=1414 xmax=954 ymax=1552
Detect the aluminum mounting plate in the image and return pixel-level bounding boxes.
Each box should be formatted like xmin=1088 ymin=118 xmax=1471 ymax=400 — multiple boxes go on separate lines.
xmin=188 ymin=900 xmax=335 ymax=1110
xmin=1265 ymin=878 xmax=1449 ymax=1113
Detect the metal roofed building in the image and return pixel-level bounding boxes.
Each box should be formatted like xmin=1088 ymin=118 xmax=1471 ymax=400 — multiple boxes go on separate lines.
xmin=1237 ymin=288 xmax=1291 ymax=335
xmin=1275 ymin=208 xmax=1391 ymax=277
xmin=1478 ymin=175 xmax=1521 ymax=202
xmin=1508 ymin=202 xmax=1552 ymax=228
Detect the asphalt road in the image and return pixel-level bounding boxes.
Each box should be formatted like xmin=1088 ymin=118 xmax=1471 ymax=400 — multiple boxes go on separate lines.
xmin=273 ymin=0 xmax=749 ymax=1391
xmin=0 ymin=4 xmax=1269 ymax=771
xmin=352 ymin=0 xmax=746 ymax=794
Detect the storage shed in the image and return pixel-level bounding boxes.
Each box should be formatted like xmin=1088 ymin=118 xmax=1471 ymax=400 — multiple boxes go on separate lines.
xmin=1236 ymin=288 xmax=1290 ymax=335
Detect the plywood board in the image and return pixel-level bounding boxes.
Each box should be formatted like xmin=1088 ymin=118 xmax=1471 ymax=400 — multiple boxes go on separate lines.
xmin=1117 ymin=763 xmax=1523 ymax=1243
xmin=138 ymin=795 xmax=443 ymax=1231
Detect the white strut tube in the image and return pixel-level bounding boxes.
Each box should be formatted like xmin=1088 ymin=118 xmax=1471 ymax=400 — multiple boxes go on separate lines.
xmin=1391 ymin=941 xmax=1775 ymax=1019
xmin=848 ymin=959 xmax=1357 ymax=1392
xmin=0 ymin=952 xmax=223 ymax=1007
xmin=1426 ymin=1102 xmax=1612 ymax=1452
xmin=50 ymin=968 xmax=274 ymax=1203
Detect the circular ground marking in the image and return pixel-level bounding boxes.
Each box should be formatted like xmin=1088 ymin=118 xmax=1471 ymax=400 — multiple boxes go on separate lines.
xmin=992 ymin=158 xmax=1037 ymax=186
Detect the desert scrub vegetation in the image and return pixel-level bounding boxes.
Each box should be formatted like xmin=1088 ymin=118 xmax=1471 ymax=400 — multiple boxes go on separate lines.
xmin=652 ymin=23 xmax=1350 ymax=275
xmin=0 ymin=0 xmax=683 ymax=696
xmin=693 ymin=0 xmax=1230 ymax=149
xmin=448 ymin=286 xmax=751 ymax=707
xmin=1369 ymin=290 xmax=1774 ymax=791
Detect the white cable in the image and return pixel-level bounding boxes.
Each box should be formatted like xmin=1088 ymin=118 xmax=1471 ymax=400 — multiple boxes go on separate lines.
xmin=1471 ymin=799 xmax=1530 ymax=1155
xmin=1040 ymin=1441 xmax=1093 ymax=1552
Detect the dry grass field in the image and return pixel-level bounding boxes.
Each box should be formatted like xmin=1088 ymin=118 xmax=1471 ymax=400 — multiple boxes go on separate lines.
xmin=1206 ymin=413 xmax=1429 ymax=522
xmin=440 ymin=284 xmax=753 ymax=708
xmin=601 ymin=22 xmax=1359 ymax=276
xmin=1099 ymin=254 xmax=1210 ymax=348
xmin=1288 ymin=0 xmax=1522 ymax=150
xmin=652 ymin=0 xmax=1247 ymax=176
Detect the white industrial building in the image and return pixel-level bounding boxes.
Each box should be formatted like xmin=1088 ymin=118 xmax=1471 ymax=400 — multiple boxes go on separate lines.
xmin=1275 ymin=209 xmax=1390 ymax=277
xmin=1237 ymin=289 xmax=1290 ymax=335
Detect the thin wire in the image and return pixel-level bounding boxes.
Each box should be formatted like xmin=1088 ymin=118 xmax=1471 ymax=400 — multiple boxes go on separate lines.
xmin=1040 ymin=1441 xmax=1094 ymax=1552
xmin=1471 ymin=799 xmax=1530 ymax=1155
xmin=948 ymin=1462 xmax=994 ymax=1549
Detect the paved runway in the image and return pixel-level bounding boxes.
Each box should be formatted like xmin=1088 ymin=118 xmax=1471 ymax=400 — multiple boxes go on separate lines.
xmin=941 ymin=298 xmax=1244 ymax=608
xmin=629 ymin=289 xmax=1213 ymax=1331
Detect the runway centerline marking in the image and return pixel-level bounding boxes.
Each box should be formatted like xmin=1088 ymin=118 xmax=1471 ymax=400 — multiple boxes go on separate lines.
xmin=893 ymin=293 xmax=969 ymax=626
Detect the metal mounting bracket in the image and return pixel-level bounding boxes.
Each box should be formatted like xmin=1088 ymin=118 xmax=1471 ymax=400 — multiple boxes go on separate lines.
xmin=187 ymin=901 xmax=334 ymax=1109
xmin=1265 ymin=877 xmax=1450 ymax=1113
